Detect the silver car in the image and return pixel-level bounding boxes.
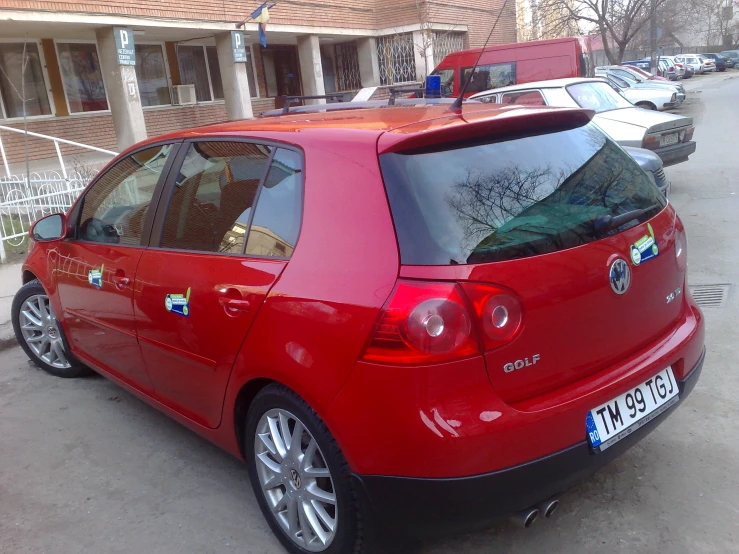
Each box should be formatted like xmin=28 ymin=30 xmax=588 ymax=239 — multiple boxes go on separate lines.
xmin=596 ymin=66 xmax=685 ymax=100
xmin=602 ymin=73 xmax=681 ymax=110
xmin=470 ymin=78 xmax=696 ymax=166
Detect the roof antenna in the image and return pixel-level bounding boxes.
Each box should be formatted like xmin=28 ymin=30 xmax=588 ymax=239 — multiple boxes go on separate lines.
xmin=449 ymin=0 xmax=511 ymax=112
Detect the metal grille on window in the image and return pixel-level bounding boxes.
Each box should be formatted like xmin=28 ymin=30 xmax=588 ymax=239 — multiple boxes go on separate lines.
xmin=335 ymin=42 xmax=362 ymax=91
xmin=432 ymin=32 xmax=465 ymax=68
xmin=376 ymin=33 xmax=416 ymax=86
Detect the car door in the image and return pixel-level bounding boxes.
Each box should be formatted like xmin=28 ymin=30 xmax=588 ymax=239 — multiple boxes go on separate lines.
xmin=134 ymin=140 xmax=304 ymax=428
xmin=55 ymin=142 xmax=178 ymax=392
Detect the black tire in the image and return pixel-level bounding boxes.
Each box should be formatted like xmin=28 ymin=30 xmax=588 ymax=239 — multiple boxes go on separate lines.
xmin=636 ymin=102 xmax=657 ymax=110
xmin=245 ymin=384 xmax=365 ymax=554
xmin=11 ymin=279 xmax=87 ymax=378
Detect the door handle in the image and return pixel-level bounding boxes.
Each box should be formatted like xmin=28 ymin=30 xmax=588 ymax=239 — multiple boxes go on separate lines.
xmin=219 ymin=297 xmax=251 ymax=314
xmin=112 ymin=275 xmax=131 ymax=289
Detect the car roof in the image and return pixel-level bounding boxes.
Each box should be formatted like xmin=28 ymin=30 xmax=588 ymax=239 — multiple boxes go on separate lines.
xmin=470 ymin=77 xmax=608 ymax=97
xmin=119 ymin=103 xmax=595 ymax=157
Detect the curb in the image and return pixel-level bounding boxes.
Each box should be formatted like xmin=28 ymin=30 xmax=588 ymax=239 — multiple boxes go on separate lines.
xmin=0 ymin=335 xmax=17 ymax=353
xmin=0 ymin=322 xmax=17 ymax=353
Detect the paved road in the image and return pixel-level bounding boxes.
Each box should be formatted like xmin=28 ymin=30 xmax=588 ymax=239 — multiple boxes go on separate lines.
xmin=1 ymin=73 xmax=737 ymax=554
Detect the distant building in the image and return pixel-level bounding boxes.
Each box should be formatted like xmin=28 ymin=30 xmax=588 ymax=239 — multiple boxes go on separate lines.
xmin=0 ymin=1 xmax=516 ymax=167
xmin=516 ymin=0 xmax=579 ymax=42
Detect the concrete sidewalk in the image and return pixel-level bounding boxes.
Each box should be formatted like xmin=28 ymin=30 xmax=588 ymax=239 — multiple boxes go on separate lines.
xmin=0 ymin=261 xmax=22 ymax=351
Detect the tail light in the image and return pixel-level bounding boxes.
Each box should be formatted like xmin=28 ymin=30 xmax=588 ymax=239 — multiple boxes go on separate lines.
xmin=676 ymin=63 xmax=684 ymax=68
xmin=642 ymin=135 xmax=660 ymax=150
xmin=362 ymin=280 xmax=524 ymax=365
xmin=670 ymin=93 xmax=677 ymax=102
xmin=684 ymin=126 xmax=695 ymax=141
xmin=675 ymin=217 xmax=688 ymax=271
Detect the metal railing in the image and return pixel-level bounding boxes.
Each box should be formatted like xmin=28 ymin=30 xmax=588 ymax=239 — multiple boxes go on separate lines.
xmin=0 ymin=125 xmax=117 ymax=262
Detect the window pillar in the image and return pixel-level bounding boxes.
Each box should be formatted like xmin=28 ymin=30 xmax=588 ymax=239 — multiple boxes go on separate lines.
xmin=357 ymin=38 xmax=380 ymax=87
xmin=215 ymin=32 xmax=254 ymax=120
xmin=412 ymin=30 xmax=431 ymax=81
xmin=95 ymin=27 xmax=147 ymax=150
xmin=297 ymin=35 xmax=326 ymax=104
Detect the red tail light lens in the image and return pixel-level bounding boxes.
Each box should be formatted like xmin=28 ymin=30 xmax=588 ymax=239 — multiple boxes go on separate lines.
xmin=363 ymin=281 xmax=478 ymax=364
xmin=683 ymin=126 xmax=695 ymax=141
xmin=642 ymin=135 xmax=660 ymax=150
xmin=461 ymin=283 xmax=524 ymax=351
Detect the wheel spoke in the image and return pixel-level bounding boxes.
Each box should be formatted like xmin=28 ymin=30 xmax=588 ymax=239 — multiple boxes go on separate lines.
xmin=21 ymin=310 xmax=42 ymax=328
xmin=297 ymin=499 xmax=314 ymax=545
xmin=26 ymin=334 xmax=45 ymax=344
xmin=268 ymin=416 xmax=288 ymax=460
xmin=311 ymin=500 xmax=337 ymax=533
xmin=286 ymin=495 xmax=299 ymax=536
xmin=258 ymin=431 xmax=279 ymax=457
xmin=288 ymin=419 xmax=304 ymax=462
xmin=306 ymin=483 xmax=336 ymax=505
xmin=302 ymin=500 xmax=330 ymax=545
xmin=260 ymin=474 xmax=281 ymax=492
xmin=256 ymin=451 xmax=282 ymax=474
xmin=51 ymin=341 xmax=68 ymax=366
xmin=26 ymin=300 xmax=42 ymax=319
xmin=304 ymin=466 xmax=331 ymax=478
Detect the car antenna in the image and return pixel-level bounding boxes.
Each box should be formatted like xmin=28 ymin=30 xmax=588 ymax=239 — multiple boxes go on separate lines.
xmin=449 ymin=0 xmax=510 ymax=112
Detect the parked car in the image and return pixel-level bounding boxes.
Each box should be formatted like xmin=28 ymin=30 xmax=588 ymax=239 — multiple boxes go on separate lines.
xmin=623 ymin=146 xmax=671 ymax=196
xmin=659 ymin=57 xmax=680 ymax=80
xmin=701 ymin=53 xmax=728 ymax=71
xmin=621 ymin=58 xmax=676 ymax=79
xmin=471 ymin=78 xmax=696 ymax=166
xmin=430 ymin=36 xmax=594 ymax=97
xmin=698 ymin=55 xmax=716 ymax=72
xmin=12 ymin=97 xmax=705 ymax=554
xmin=604 ymin=72 xmax=683 ymax=110
xmin=661 ymin=56 xmax=693 ymax=78
xmin=719 ymin=50 xmax=738 ymax=67
xmin=674 ymin=54 xmax=709 ymax=74
xmin=596 ymin=66 xmax=686 ymax=100
xmin=627 ymin=62 xmax=681 ymax=80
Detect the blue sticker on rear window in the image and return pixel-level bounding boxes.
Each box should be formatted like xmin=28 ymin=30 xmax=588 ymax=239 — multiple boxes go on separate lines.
xmin=630 ymin=223 xmax=659 ymax=266
xmin=88 ymin=264 xmax=104 ymax=289
xmin=165 ymin=287 xmax=190 ymax=317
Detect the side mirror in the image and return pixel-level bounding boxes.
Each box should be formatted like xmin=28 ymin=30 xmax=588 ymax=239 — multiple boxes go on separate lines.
xmin=30 ymin=213 xmax=67 ymax=242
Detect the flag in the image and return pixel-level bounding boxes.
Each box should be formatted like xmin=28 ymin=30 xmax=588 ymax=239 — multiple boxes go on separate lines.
xmin=251 ymin=2 xmax=275 ymax=47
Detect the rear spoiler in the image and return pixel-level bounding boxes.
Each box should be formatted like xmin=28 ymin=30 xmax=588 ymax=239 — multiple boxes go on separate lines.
xmin=377 ymin=107 xmax=595 ymax=154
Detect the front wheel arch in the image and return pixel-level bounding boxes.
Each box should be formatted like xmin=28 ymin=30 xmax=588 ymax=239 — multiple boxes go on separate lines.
xmin=22 ymin=270 xmax=38 ymax=284
xmin=636 ymin=101 xmax=657 ymax=110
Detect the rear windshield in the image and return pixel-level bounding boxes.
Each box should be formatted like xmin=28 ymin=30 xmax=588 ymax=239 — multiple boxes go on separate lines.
xmin=567 ymin=81 xmax=633 ymax=113
xmin=380 ymin=122 xmax=666 ymax=266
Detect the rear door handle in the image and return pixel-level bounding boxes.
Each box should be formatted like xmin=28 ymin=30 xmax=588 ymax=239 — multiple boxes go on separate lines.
xmin=219 ymin=297 xmax=251 ymax=313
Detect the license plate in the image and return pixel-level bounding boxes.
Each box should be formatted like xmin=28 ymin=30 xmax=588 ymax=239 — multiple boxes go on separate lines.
xmin=660 ymin=133 xmax=678 ymax=146
xmin=586 ymin=367 xmax=679 ymax=451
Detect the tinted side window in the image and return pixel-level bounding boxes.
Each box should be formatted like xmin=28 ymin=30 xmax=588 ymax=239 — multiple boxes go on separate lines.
xmin=160 ymin=142 xmax=272 ymax=254
xmin=245 ymin=149 xmax=303 ymax=258
xmin=462 ymin=62 xmax=516 ymax=93
xmin=78 ymin=144 xmax=174 ymax=245
xmin=501 ymin=91 xmax=545 ymax=106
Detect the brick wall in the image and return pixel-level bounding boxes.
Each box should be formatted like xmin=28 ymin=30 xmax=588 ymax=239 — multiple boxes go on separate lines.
xmin=0 ymin=114 xmax=116 ymax=166
xmin=143 ymin=104 xmax=228 ymax=137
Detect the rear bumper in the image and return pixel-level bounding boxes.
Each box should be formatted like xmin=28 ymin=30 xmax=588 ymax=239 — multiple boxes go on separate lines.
xmin=354 ymin=349 xmax=705 ymax=537
xmin=656 ymin=140 xmax=696 ymax=166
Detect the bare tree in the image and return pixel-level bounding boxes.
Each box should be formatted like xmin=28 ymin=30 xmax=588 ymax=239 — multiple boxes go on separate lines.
xmin=537 ymin=0 xmax=677 ymax=62
xmin=0 ymin=38 xmax=33 ymax=182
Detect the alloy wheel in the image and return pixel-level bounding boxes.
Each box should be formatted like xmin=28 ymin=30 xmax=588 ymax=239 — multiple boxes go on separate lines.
xmin=254 ymin=408 xmax=338 ymax=552
xmin=19 ymin=294 xmax=70 ymax=369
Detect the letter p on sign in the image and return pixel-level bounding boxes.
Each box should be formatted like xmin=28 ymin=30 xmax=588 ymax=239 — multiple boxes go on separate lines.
xmin=119 ymin=29 xmax=129 ymax=49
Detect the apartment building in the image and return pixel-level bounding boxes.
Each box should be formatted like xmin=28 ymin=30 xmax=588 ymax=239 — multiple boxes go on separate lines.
xmin=0 ymin=1 xmax=515 ymax=166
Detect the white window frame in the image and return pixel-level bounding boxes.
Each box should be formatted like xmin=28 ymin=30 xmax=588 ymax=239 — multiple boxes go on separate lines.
xmin=54 ymin=38 xmax=111 ymax=116
xmin=246 ymin=43 xmax=260 ymax=99
xmin=175 ymin=41 xmax=224 ymax=105
xmin=135 ymin=41 xmax=173 ymax=109
xmin=0 ymin=38 xmax=56 ymax=121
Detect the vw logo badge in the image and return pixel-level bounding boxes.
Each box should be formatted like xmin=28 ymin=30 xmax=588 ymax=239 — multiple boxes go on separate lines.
xmin=289 ymin=469 xmax=302 ymax=489
xmin=609 ymin=258 xmax=631 ymax=295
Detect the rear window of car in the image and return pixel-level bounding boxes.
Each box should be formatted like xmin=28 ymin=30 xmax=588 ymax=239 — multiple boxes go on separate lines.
xmin=567 ymin=81 xmax=633 ymax=113
xmin=380 ymin=122 xmax=666 ymax=266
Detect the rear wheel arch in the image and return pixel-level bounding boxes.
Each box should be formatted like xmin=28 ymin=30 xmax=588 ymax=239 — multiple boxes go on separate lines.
xmin=22 ymin=270 xmax=38 ymax=284
xmin=233 ymin=377 xmax=276 ymax=458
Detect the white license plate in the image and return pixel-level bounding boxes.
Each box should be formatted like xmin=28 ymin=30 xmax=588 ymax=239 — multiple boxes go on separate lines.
xmin=660 ymin=133 xmax=679 ymax=146
xmin=586 ymin=367 xmax=678 ymax=451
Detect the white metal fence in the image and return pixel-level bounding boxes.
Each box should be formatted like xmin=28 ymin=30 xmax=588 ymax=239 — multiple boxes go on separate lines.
xmin=0 ymin=171 xmax=94 ymax=261
xmin=0 ymin=123 xmax=117 ymax=262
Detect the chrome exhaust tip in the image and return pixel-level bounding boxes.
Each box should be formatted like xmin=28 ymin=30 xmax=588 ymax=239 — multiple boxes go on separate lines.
xmin=539 ymin=498 xmax=560 ymax=518
xmin=510 ymin=507 xmax=539 ymax=528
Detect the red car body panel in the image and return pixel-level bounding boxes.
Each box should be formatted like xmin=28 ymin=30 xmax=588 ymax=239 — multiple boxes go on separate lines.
xmin=20 ymin=103 xmax=704 ymax=495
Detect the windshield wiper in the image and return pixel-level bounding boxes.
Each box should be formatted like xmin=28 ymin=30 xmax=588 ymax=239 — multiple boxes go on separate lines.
xmin=593 ymin=204 xmax=659 ymax=234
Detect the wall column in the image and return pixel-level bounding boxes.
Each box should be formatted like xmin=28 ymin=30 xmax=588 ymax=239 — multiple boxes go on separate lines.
xmin=297 ymin=35 xmax=326 ymax=104
xmin=215 ymin=32 xmax=254 ymax=120
xmin=357 ymin=37 xmax=381 ymax=87
xmin=412 ymin=30 xmax=432 ymax=81
xmin=95 ymin=27 xmax=147 ymax=151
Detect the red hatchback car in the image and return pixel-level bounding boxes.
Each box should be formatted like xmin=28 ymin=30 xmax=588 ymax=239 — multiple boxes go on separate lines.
xmin=13 ymin=101 xmax=705 ymax=554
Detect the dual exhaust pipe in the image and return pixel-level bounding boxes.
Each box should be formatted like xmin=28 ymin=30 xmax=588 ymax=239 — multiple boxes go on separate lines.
xmin=510 ymin=498 xmax=560 ymax=529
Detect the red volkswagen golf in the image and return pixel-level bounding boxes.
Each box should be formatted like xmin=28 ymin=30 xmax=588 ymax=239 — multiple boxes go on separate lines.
xmin=12 ymin=101 xmax=705 ymax=554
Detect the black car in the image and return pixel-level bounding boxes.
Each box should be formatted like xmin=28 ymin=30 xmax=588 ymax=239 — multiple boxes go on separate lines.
xmin=719 ymin=50 xmax=738 ymax=68
xmin=702 ymin=53 xmax=728 ymax=71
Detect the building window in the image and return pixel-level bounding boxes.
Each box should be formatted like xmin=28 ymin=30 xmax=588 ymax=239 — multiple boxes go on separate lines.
xmin=377 ymin=33 xmax=416 ymax=85
xmin=57 ymin=42 xmax=108 ymax=113
xmin=432 ymin=32 xmax=465 ymax=68
xmin=177 ymin=45 xmax=224 ymax=103
xmin=135 ymin=44 xmax=170 ymax=107
xmin=335 ymin=42 xmax=362 ymax=91
xmin=0 ymin=42 xmax=52 ymax=119
xmin=245 ymin=45 xmax=258 ymax=98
